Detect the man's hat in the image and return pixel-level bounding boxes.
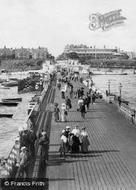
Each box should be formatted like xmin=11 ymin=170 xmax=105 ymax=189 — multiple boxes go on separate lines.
xmin=66 ymin=126 xmax=71 ymax=129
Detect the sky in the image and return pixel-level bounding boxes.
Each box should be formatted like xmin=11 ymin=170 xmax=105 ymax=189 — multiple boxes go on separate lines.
xmin=0 ymin=0 xmax=136 ymax=56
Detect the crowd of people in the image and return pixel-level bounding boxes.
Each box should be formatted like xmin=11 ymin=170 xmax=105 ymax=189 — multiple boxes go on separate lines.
xmin=15 ymin=68 xmax=101 ymax=177
xmin=59 ymin=125 xmax=90 ymax=157
xmin=54 ymin=69 xmax=103 ymax=157
xmin=54 ymin=69 xmax=102 ymax=122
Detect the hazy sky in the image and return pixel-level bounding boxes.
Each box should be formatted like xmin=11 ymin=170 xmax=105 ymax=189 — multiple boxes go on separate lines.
xmin=0 ymin=0 xmax=136 ymax=56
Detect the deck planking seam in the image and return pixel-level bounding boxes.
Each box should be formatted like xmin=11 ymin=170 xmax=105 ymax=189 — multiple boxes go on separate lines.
xmin=98 ymin=115 xmax=136 ymax=186
xmin=89 ymin=110 xmax=125 ymax=187
xmin=96 ymin=117 xmax=131 ymax=187
xmin=89 ymin=118 xmax=114 ymax=188
xmin=95 ymin=118 xmax=124 ymax=187
xmin=96 ymin=115 xmax=136 ymax=188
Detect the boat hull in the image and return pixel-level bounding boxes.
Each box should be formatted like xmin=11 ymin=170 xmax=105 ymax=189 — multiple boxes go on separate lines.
xmin=2 ymin=98 xmax=22 ymax=102
xmin=1 ymin=81 xmax=18 ymax=87
xmin=0 ymin=102 xmax=18 ymax=106
xmin=0 ymin=114 xmax=13 ymax=118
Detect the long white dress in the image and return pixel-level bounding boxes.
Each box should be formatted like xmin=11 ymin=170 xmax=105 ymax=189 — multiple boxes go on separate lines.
xmin=61 ymin=103 xmax=67 ymax=122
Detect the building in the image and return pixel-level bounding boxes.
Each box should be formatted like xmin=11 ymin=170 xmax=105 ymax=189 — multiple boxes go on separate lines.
xmin=15 ymin=47 xmax=31 ymax=59
xmin=0 ymin=46 xmax=49 ymax=60
xmin=31 ymin=47 xmax=48 ymax=59
xmin=64 ymin=44 xmax=129 ymax=59
xmin=0 ymin=46 xmax=15 ymax=59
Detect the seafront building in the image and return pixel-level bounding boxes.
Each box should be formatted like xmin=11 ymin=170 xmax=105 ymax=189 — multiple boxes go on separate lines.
xmin=64 ymin=44 xmax=129 ymax=59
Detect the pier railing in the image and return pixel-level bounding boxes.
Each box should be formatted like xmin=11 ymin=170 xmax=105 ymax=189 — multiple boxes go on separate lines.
xmin=83 ymin=79 xmax=136 ymax=126
xmin=99 ymin=90 xmax=136 ymax=125
xmin=1 ymin=82 xmax=50 ymax=178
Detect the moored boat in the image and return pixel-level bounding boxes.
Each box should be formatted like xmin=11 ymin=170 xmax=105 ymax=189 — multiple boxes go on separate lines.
xmin=2 ymin=98 xmax=22 ymax=102
xmin=0 ymin=102 xmax=18 ymax=106
xmin=0 ymin=87 xmax=10 ymax=89
xmin=0 ymin=114 xmax=13 ymax=118
xmin=1 ymin=80 xmax=18 ymax=87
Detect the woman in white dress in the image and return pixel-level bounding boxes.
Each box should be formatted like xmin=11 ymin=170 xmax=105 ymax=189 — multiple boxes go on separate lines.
xmin=60 ymin=103 xmax=67 ymax=122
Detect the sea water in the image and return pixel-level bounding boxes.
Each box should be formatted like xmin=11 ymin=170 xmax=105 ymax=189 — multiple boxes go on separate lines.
xmin=92 ymin=70 xmax=136 ymax=109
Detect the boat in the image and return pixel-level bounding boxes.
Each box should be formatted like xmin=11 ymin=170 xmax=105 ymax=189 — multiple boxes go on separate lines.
xmin=0 ymin=87 xmax=10 ymax=89
xmin=0 ymin=79 xmax=7 ymax=83
xmin=0 ymin=102 xmax=18 ymax=106
xmin=2 ymin=98 xmax=22 ymax=102
xmin=1 ymin=80 xmax=18 ymax=87
xmin=8 ymin=78 xmax=19 ymax=81
xmin=0 ymin=114 xmax=13 ymax=118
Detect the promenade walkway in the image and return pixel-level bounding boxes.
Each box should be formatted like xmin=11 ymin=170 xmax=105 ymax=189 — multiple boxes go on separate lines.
xmin=44 ymin=80 xmax=136 ymax=190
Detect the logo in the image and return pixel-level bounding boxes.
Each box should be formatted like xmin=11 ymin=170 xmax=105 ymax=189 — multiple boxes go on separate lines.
xmin=89 ymin=9 xmax=126 ymax=31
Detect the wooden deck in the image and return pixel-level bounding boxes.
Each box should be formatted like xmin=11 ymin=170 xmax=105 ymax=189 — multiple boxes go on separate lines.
xmin=45 ymin=81 xmax=136 ymax=190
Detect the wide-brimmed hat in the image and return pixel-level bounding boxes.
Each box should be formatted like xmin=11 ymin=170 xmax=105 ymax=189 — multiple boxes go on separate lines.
xmin=21 ymin=146 xmax=27 ymax=151
xmin=62 ymin=103 xmax=66 ymax=106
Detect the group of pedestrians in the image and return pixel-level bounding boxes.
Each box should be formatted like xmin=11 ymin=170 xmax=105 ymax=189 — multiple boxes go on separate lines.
xmin=17 ymin=123 xmax=49 ymax=178
xmin=59 ymin=125 xmax=90 ymax=157
xmin=77 ymin=88 xmax=98 ymax=119
xmin=17 ymin=124 xmax=37 ymax=177
xmin=55 ymin=70 xmax=102 ymax=158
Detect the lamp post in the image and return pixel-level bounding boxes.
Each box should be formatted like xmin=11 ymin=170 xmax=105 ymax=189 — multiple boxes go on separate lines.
xmin=108 ymin=80 xmax=111 ymax=95
xmin=35 ymin=83 xmax=39 ymax=96
xmin=119 ymin=83 xmax=122 ymax=98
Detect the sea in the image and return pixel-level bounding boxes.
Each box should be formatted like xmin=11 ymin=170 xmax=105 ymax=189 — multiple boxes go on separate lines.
xmin=92 ymin=69 xmax=136 ymax=109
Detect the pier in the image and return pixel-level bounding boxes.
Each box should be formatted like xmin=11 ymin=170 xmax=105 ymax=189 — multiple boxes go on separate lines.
xmin=2 ymin=72 xmax=136 ymax=190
